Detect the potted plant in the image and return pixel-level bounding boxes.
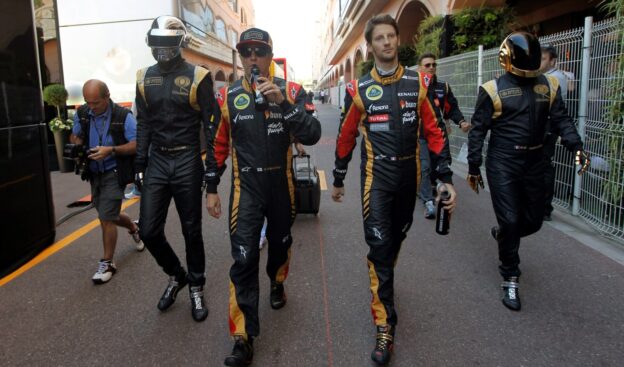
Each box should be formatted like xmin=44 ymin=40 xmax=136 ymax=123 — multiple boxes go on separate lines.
xmin=43 ymin=84 xmax=73 ymax=172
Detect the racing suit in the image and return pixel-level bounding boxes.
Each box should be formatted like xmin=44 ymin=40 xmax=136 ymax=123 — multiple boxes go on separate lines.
xmin=205 ymin=76 xmax=321 ymax=339
xmin=333 ymin=66 xmax=452 ymax=326
xmin=421 ymin=77 xmax=465 ymax=202
xmin=135 ymin=55 xmax=215 ymax=286
xmin=468 ymin=72 xmax=583 ymax=278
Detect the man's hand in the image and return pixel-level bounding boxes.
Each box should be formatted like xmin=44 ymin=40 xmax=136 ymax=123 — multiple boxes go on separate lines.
xmin=332 ymin=186 xmax=345 ymax=202
xmin=134 ymin=172 xmax=144 ymax=192
xmin=256 ymin=77 xmax=285 ymax=104
xmin=459 ymin=120 xmax=471 ymax=133
xmin=87 ymin=145 xmax=113 ymax=161
xmin=206 ymin=193 xmax=221 ymax=218
xmin=466 ymin=172 xmax=485 ymax=194
xmin=294 ymin=142 xmax=306 ymax=156
xmin=575 ymin=150 xmax=590 ymax=175
xmin=437 ymin=183 xmax=458 ymax=214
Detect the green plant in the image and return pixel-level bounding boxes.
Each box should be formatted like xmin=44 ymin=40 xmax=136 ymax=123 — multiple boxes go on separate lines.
xmin=43 ymin=84 xmax=72 ymax=132
xmin=398 ymin=44 xmax=417 ymax=67
xmin=357 ymin=59 xmax=374 ymax=76
xmin=450 ymin=6 xmax=515 ymax=55
xmin=414 ymin=15 xmax=444 ymax=58
xmin=599 ymin=0 xmax=624 ymax=205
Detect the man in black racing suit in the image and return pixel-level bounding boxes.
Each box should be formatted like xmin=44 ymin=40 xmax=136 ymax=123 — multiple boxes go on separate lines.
xmin=331 ymin=15 xmax=457 ymax=366
xmin=467 ymin=32 xmax=590 ymax=312
xmin=204 ymin=27 xmax=321 ymax=366
xmin=134 ymin=16 xmax=215 ymax=322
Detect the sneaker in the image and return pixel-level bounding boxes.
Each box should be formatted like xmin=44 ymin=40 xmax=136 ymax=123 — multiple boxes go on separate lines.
xmin=128 ymin=220 xmax=144 ymax=251
xmin=259 ymin=236 xmax=267 ymax=250
xmin=124 ymin=185 xmax=141 ymax=199
xmin=224 ymin=335 xmax=254 ymax=367
xmin=371 ymin=324 xmax=394 ymax=365
xmin=270 ymin=281 xmax=286 ymax=309
xmin=157 ymin=271 xmax=188 ymax=311
xmin=424 ymin=200 xmax=435 ymax=219
xmin=92 ymin=259 xmax=117 ymax=284
xmin=189 ymin=285 xmax=209 ymax=322
xmin=501 ymin=276 xmax=521 ymax=311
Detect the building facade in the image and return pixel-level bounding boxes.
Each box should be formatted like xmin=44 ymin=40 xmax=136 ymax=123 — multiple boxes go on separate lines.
xmin=37 ymin=0 xmax=255 ymax=104
xmin=316 ymin=0 xmax=600 ymax=91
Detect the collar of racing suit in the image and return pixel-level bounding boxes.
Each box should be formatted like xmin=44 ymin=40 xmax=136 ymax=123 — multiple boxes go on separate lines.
xmin=371 ymin=64 xmax=405 ymax=85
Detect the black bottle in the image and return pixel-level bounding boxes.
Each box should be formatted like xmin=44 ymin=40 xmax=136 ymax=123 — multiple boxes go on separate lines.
xmin=436 ymin=183 xmax=451 ymax=235
xmin=251 ymin=64 xmax=268 ymax=111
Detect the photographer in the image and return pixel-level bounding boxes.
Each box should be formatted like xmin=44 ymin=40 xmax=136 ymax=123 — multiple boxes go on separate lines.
xmin=70 ymin=79 xmax=143 ymax=285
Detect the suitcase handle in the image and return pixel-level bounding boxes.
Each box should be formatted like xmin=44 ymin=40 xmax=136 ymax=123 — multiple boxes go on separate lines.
xmin=292 ymin=153 xmax=313 ymax=182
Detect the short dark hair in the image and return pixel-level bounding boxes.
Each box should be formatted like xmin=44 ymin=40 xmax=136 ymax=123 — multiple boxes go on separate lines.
xmin=541 ymin=45 xmax=558 ymax=59
xmin=364 ymin=14 xmax=399 ymax=44
xmin=419 ymin=53 xmax=436 ymax=64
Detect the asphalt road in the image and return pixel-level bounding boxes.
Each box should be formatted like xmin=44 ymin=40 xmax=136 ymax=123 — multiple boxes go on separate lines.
xmin=1 ymin=104 xmax=623 ymax=367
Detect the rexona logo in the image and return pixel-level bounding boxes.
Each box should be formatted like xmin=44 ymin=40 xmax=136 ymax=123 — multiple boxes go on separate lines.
xmin=365 ymin=85 xmax=383 ymax=101
xmin=399 ymin=100 xmax=417 ymax=109
xmin=233 ymin=94 xmax=250 ymax=110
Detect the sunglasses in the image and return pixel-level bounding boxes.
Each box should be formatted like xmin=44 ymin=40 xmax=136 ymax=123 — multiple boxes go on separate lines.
xmin=239 ymin=47 xmax=270 ymax=58
xmin=423 ymin=62 xmax=437 ymax=68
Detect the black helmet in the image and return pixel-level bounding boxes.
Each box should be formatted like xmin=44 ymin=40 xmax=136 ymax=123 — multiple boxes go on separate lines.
xmin=498 ymin=32 xmax=542 ymax=78
xmin=146 ymin=16 xmax=189 ymax=62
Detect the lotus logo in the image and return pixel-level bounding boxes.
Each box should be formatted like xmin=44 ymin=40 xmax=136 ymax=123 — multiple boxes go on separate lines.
xmin=233 ymin=94 xmax=250 ymax=110
xmin=365 ymin=85 xmax=383 ymax=101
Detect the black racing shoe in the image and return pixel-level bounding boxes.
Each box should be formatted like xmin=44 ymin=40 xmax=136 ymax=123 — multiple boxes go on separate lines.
xmin=224 ymin=335 xmax=254 ymax=367
xmin=189 ymin=285 xmax=208 ymax=322
xmin=157 ymin=272 xmax=188 ymax=311
xmin=270 ymin=281 xmax=287 ymax=310
xmin=501 ymin=276 xmax=521 ymax=311
xmin=371 ymin=324 xmax=394 ymax=365
xmin=491 ymin=226 xmax=501 ymax=242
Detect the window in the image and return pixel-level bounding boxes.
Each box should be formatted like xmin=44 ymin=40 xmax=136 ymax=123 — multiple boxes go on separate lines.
xmin=215 ymin=18 xmax=227 ymax=43
xmin=229 ymin=0 xmax=238 ymax=12
xmin=229 ymin=29 xmax=238 ymax=49
xmin=180 ymin=0 xmax=214 ymax=35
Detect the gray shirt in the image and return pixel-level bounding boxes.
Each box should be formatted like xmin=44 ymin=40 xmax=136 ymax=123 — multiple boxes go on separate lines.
xmin=545 ymin=68 xmax=569 ymax=100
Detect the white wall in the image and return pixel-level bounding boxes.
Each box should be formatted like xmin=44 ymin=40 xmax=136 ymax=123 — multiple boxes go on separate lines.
xmin=57 ymin=0 xmax=176 ymax=105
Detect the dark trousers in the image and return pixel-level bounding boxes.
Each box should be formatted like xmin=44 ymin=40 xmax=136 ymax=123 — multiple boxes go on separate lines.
xmin=228 ymin=175 xmax=295 ymax=339
xmin=363 ymin=171 xmax=416 ymax=327
xmin=486 ymin=150 xmax=546 ymax=279
xmin=139 ymin=150 xmax=205 ymax=286
xmin=543 ymin=133 xmax=558 ymax=216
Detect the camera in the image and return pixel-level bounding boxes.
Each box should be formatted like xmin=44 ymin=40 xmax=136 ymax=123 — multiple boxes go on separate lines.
xmin=63 ymin=144 xmax=91 ymax=181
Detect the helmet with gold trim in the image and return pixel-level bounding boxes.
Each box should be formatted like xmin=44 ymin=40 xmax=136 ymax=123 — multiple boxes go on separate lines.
xmin=146 ymin=16 xmax=190 ymax=62
xmin=498 ymin=32 xmax=542 ymax=78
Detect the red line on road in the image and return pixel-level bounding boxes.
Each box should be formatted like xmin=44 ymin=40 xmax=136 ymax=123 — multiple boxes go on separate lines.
xmin=316 ymin=217 xmax=334 ymax=367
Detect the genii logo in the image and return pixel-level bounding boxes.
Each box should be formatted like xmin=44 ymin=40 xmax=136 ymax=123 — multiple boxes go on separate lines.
xmin=365 ymin=85 xmax=383 ymax=101
xmin=233 ymin=94 xmax=250 ymax=110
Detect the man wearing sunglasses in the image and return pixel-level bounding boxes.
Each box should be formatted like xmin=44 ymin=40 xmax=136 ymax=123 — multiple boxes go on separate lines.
xmin=331 ymin=15 xmax=456 ymax=366
xmin=418 ymin=53 xmax=469 ymax=219
xmin=204 ymin=27 xmax=321 ymax=366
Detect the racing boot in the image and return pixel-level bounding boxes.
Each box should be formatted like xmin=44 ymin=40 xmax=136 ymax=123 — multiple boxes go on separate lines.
xmin=270 ymin=280 xmax=286 ymax=309
xmin=157 ymin=269 xmax=188 ymax=311
xmin=501 ymin=276 xmax=521 ymax=311
xmin=371 ymin=324 xmax=394 ymax=365
xmin=224 ymin=335 xmax=254 ymax=366
xmin=189 ymin=285 xmax=208 ymax=322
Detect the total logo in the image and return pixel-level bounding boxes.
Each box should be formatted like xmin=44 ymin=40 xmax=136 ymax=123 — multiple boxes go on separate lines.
xmin=399 ymin=100 xmax=417 ymax=109
xmin=234 ymin=94 xmax=250 ymax=110
xmin=365 ymin=85 xmax=383 ymax=101
xmin=368 ymin=114 xmax=390 ymax=123
xmin=233 ymin=113 xmax=253 ymax=124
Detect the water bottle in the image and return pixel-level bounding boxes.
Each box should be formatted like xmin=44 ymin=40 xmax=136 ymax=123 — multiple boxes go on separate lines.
xmin=251 ymin=64 xmax=268 ymax=111
xmin=435 ymin=183 xmax=451 ymax=235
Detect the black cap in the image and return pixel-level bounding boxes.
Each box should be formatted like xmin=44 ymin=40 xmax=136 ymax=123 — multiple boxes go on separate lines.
xmin=541 ymin=44 xmax=558 ymax=59
xmin=236 ymin=27 xmax=273 ymax=51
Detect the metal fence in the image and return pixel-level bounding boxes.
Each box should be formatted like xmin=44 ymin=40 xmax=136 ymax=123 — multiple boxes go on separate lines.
xmin=436 ymin=17 xmax=624 ymax=243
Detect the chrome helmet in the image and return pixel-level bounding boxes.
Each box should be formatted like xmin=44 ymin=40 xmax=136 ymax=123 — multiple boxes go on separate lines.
xmin=146 ymin=16 xmax=190 ymax=62
xmin=498 ymin=32 xmax=542 ymax=78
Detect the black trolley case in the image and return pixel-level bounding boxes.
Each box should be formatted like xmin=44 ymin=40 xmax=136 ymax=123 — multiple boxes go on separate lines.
xmin=292 ymin=154 xmax=321 ymax=215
